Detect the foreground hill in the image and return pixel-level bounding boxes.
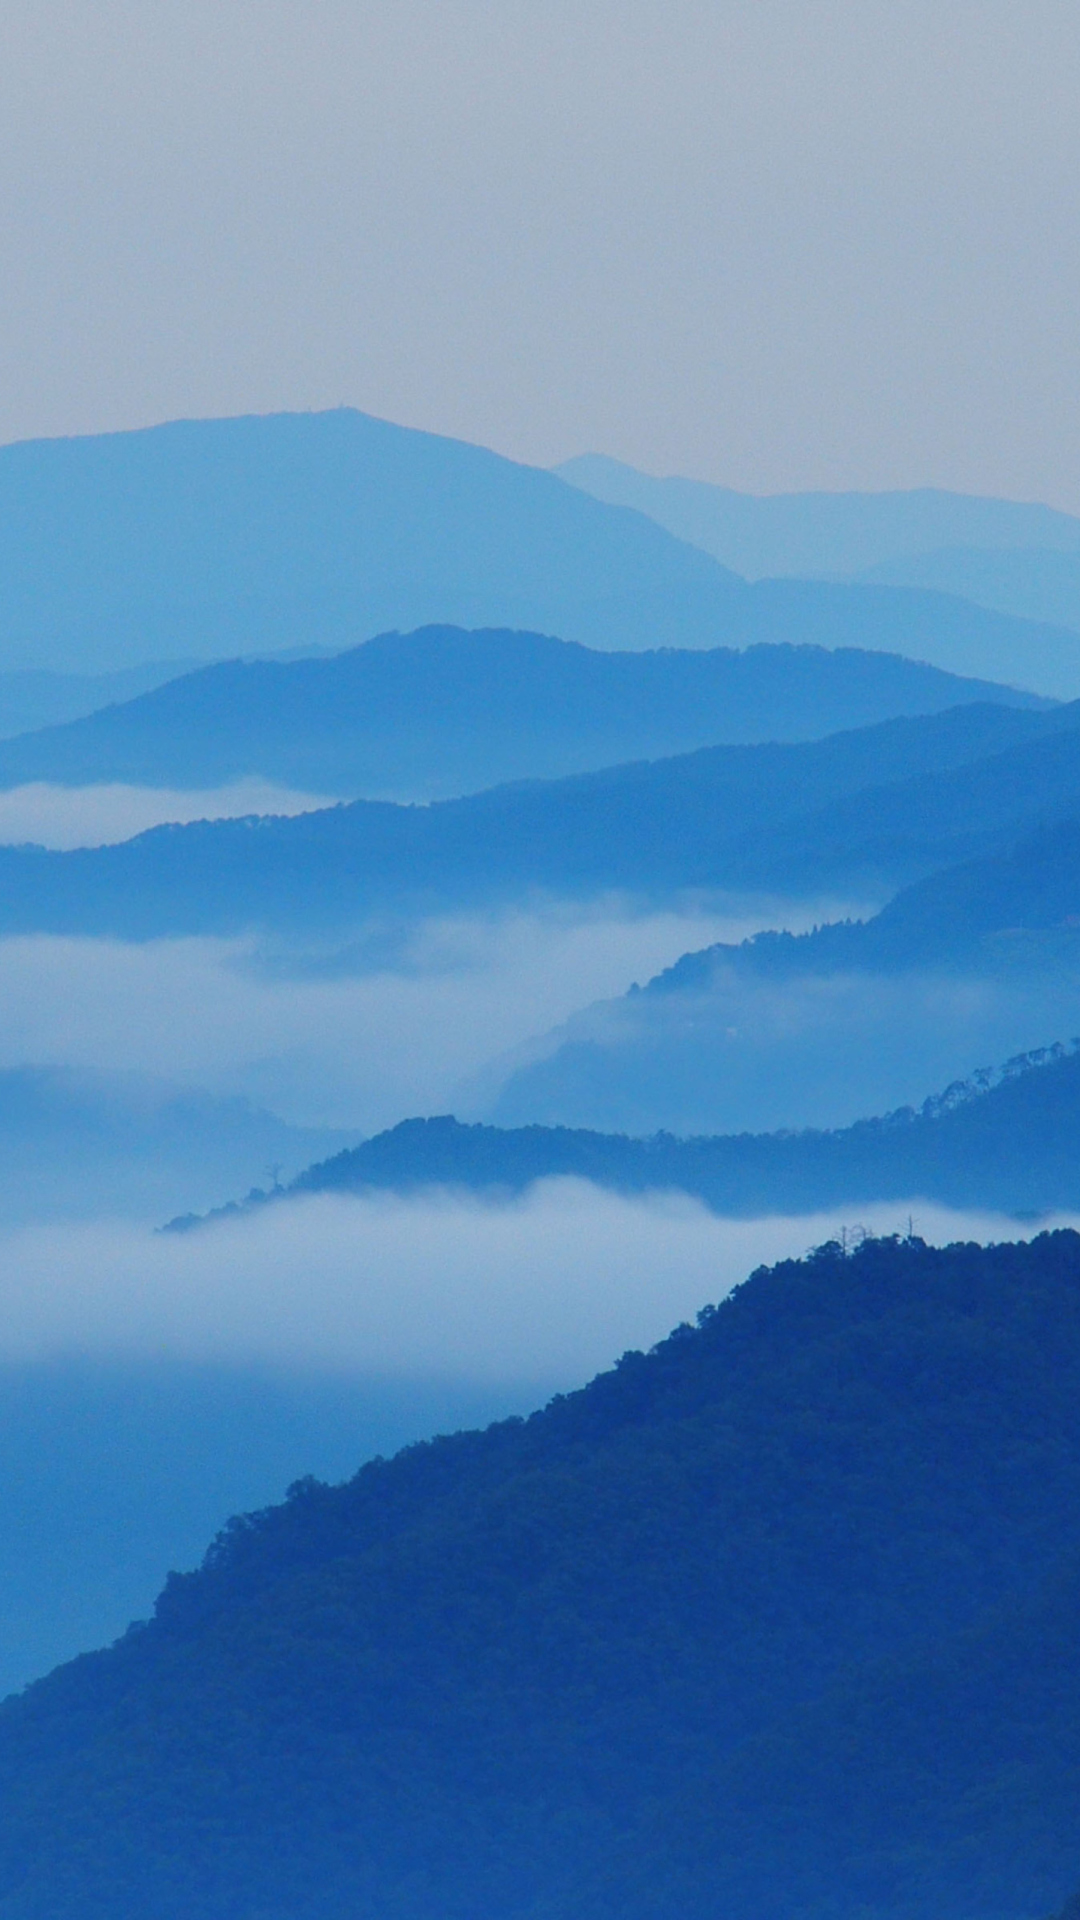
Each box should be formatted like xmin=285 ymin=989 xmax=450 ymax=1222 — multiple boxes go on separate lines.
xmin=1 ymin=1233 xmax=1079 ymax=1918
xmin=0 ymin=409 xmax=1073 ymax=683
xmin=0 ymin=628 xmax=1040 ymax=801
xmin=197 ymin=1038 xmax=1080 ymax=1223
xmin=0 ymin=701 xmax=1074 ymax=938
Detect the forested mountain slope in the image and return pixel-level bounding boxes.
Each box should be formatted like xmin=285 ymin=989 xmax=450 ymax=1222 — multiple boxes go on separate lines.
xmin=643 ymin=813 xmax=1080 ymax=984
xmin=0 ymin=701 xmax=1075 ymax=938
xmin=1 ymin=1233 xmax=1079 ymax=1918
xmin=0 ymin=628 xmax=1041 ymax=801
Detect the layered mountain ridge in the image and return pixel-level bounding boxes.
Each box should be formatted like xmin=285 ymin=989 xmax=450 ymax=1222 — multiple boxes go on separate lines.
xmin=0 ymin=700 xmax=1076 ymax=936
xmin=0 ymin=409 xmax=1075 ymax=692
xmin=0 ymin=626 xmax=1042 ymax=802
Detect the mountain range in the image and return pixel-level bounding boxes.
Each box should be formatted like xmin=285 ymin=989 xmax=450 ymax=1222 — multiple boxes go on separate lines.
xmin=489 ymin=813 xmax=1080 ymax=1134
xmin=559 ymin=453 xmax=1080 ymax=668
xmin=0 ymin=627 xmax=1041 ymax=803
xmin=0 ymin=410 xmax=1076 ymax=693
xmin=0 ymin=700 xmax=1076 ymax=938
xmin=1 ymin=1231 xmax=1078 ymax=1918
xmin=243 ymin=1038 xmax=1080 ymax=1225
xmin=558 ymin=452 xmax=1080 ymax=578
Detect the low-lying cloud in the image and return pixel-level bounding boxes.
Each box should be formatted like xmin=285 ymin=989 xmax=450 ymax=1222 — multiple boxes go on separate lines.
xmin=491 ymin=961 xmax=1080 ymax=1136
xmin=0 ymin=1184 xmax=1071 ymax=1384
xmin=0 ymin=897 xmax=844 ymax=1131
xmin=0 ymin=780 xmax=341 ymax=848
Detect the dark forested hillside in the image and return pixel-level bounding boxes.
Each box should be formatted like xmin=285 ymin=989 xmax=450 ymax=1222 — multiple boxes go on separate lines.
xmin=643 ymin=814 xmax=1080 ymax=985
xmin=1 ymin=1232 xmax=1080 ymax=1918
xmin=0 ymin=700 xmax=1075 ymax=937
xmin=0 ymin=627 xmax=1042 ymax=800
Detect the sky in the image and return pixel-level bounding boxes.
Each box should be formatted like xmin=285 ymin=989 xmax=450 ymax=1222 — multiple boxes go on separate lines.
xmin=0 ymin=1 xmax=1077 ymax=506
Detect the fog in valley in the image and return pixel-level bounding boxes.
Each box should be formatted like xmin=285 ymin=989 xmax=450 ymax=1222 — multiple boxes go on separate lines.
xmin=0 ymin=1181 xmax=1070 ymax=1700
xmin=0 ymin=894 xmax=851 ymax=1147
xmin=0 ymin=778 xmax=341 ymax=848
xmin=491 ymin=954 xmax=1080 ymax=1135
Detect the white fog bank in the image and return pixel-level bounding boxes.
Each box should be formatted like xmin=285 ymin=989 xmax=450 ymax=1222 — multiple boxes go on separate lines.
xmin=0 ymin=779 xmax=342 ymax=848
xmin=0 ymin=899 xmax=857 ymax=1132
xmin=0 ymin=1185 xmax=1072 ymax=1383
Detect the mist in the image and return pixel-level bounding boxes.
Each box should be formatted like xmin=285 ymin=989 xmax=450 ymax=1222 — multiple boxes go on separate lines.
xmin=0 ymin=897 xmax=846 ymax=1132
xmin=0 ymin=779 xmax=339 ymax=849
xmin=0 ymin=1183 xmax=1066 ymax=1702
xmin=490 ymin=958 xmax=1080 ymax=1135
xmin=0 ymin=1183 xmax=1070 ymax=1381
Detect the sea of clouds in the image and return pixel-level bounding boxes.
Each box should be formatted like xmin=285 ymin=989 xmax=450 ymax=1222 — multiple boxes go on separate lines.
xmin=3 ymin=1183 xmax=1072 ymax=1381
xmin=0 ymin=895 xmax=850 ymax=1132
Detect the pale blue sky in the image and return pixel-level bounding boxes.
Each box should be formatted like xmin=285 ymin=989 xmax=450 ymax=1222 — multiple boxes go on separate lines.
xmin=0 ymin=1 xmax=1078 ymax=506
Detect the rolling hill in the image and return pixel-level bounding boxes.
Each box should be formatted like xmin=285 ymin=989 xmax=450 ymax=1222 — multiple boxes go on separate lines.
xmin=262 ymin=1039 xmax=1080 ymax=1223
xmin=0 ymin=628 xmax=1043 ymax=802
xmin=0 ymin=701 xmax=1075 ymax=938
xmin=1 ymin=1231 xmax=1078 ymax=1917
xmin=0 ymin=409 xmax=1074 ymax=685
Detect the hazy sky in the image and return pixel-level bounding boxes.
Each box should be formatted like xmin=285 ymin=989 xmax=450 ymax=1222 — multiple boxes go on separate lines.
xmin=1 ymin=2 xmax=1078 ymax=505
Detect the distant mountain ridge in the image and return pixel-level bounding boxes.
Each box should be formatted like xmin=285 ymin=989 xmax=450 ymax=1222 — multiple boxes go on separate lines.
xmin=0 ymin=409 xmax=1074 ymax=689
xmin=557 ymin=453 xmax=1080 ymax=576
xmin=558 ymin=454 xmax=1080 ymax=687
xmin=858 ymin=543 xmax=1080 ymax=636
xmin=0 ymin=627 xmax=1045 ymax=801
xmin=0 ymin=1065 xmax=356 ymax=1225
xmin=178 ymin=1038 xmax=1080 ymax=1227
xmin=491 ymin=814 xmax=1080 ymax=1135
xmin=0 ymin=661 xmax=199 ymax=742
xmin=0 ymin=699 xmax=1075 ymax=938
